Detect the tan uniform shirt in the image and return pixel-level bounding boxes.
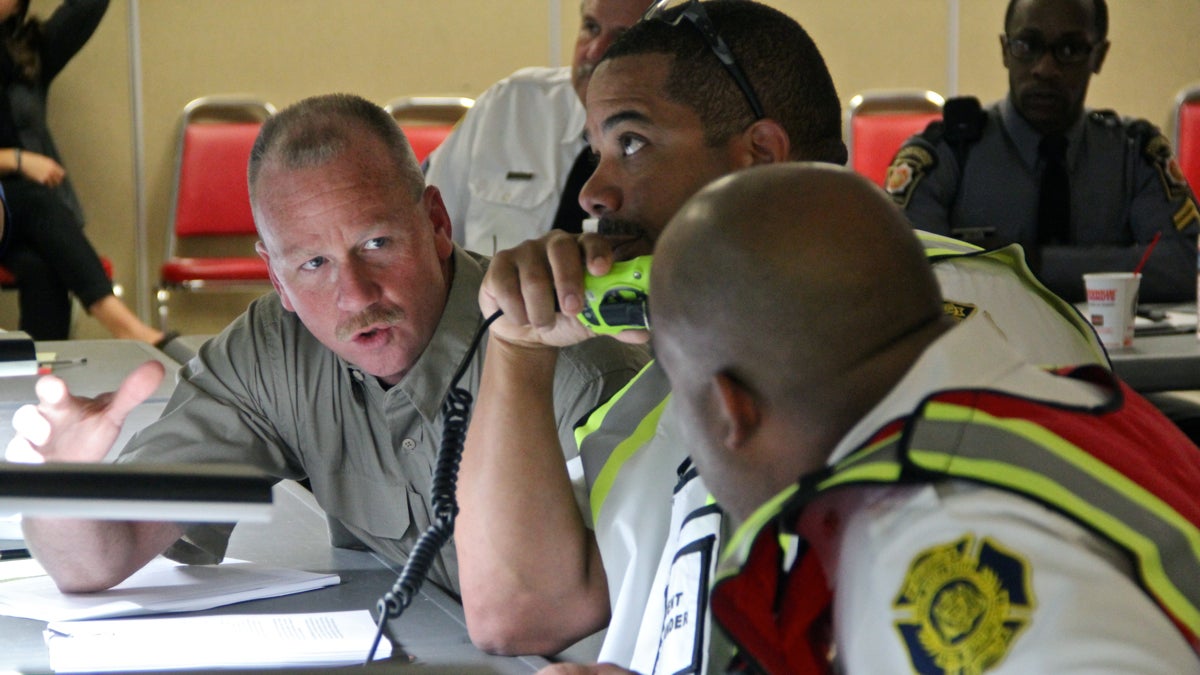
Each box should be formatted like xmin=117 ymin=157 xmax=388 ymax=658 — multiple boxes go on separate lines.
xmin=117 ymin=247 xmax=649 ymax=593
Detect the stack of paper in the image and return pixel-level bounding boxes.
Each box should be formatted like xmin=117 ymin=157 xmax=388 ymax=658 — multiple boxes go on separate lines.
xmin=45 ymin=610 xmax=392 ymax=672
xmin=1134 ymin=308 xmax=1198 ymax=335
xmin=0 ymin=556 xmax=340 ymax=622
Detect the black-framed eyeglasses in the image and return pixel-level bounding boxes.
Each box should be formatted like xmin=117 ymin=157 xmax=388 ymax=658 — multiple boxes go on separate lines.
xmin=643 ymin=0 xmax=766 ymax=120
xmin=1003 ymin=35 xmax=1098 ymax=66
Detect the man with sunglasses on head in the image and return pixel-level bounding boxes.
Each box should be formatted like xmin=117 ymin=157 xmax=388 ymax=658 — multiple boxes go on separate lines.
xmin=887 ymin=0 xmax=1199 ymax=304
xmin=457 ymin=1 xmax=1109 ymax=673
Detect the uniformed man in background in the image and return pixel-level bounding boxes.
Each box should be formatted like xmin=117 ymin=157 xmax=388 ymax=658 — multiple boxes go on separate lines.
xmin=424 ymin=0 xmax=649 ymax=254
xmin=887 ymin=0 xmax=1199 ymax=303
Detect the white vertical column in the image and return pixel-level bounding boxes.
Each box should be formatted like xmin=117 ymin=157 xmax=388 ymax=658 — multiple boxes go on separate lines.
xmin=946 ymin=0 xmax=960 ymax=97
xmin=548 ymin=0 xmax=563 ymax=67
xmin=127 ymin=0 xmax=149 ymax=319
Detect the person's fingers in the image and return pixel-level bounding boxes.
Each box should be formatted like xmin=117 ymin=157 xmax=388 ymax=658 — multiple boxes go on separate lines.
xmin=578 ymin=234 xmax=616 ymax=277
xmin=517 ymin=242 xmax=565 ymax=328
xmin=33 ymin=375 xmax=69 ymax=408
xmin=11 ymin=403 xmax=50 ymax=446
xmin=104 ymin=361 xmax=165 ymax=426
xmin=484 ymin=247 xmax=534 ymax=327
xmin=613 ymin=329 xmax=652 ymax=345
xmin=545 ymin=233 xmax=589 ymax=315
xmin=4 ymin=435 xmax=43 ymax=463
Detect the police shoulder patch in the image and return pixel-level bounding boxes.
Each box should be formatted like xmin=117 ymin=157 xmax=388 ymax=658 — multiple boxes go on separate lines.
xmin=893 ymin=534 xmax=1035 ymax=675
xmin=942 ymin=301 xmax=977 ymax=322
xmin=1135 ymin=123 xmax=1190 ymax=201
xmin=885 ymin=144 xmax=937 ymax=209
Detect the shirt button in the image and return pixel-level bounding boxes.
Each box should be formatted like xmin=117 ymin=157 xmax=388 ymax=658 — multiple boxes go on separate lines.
xmin=402 ymin=438 xmax=416 ymax=451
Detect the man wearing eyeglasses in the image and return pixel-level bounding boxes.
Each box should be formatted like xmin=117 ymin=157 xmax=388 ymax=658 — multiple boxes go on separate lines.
xmin=458 ymin=1 xmax=1114 ymax=673
xmin=456 ymin=3 xmax=845 ymax=672
xmin=423 ymin=0 xmax=650 ymax=255
xmin=887 ymin=0 xmax=1199 ymax=304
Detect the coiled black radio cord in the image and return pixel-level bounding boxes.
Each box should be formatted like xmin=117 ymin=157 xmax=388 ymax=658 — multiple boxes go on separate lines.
xmin=366 ymin=308 xmax=504 ymax=664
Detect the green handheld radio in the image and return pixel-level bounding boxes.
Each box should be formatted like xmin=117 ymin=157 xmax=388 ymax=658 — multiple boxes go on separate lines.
xmin=577 ymin=255 xmax=652 ymax=335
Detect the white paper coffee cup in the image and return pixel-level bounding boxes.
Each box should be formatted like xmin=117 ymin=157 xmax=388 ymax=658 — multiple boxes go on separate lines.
xmin=1084 ymin=272 xmax=1141 ymax=349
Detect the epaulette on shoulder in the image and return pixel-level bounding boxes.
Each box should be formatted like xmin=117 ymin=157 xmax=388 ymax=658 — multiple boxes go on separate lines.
xmin=917 ymin=119 xmax=947 ymax=145
xmin=1123 ymin=117 xmax=1164 ymax=146
xmin=1088 ymin=109 xmax=1121 ymax=128
xmin=1125 ymin=116 xmax=1191 ymax=201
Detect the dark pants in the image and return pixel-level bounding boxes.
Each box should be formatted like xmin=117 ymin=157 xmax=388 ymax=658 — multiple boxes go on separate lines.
xmin=0 ymin=179 xmax=113 ymax=340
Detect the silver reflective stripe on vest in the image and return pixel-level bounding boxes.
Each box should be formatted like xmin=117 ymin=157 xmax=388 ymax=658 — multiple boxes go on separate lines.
xmin=819 ymin=399 xmax=1200 ymax=638
xmin=577 ymin=360 xmax=673 ymax=516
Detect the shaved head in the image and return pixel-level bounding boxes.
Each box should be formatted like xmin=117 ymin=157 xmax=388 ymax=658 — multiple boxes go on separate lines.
xmin=651 ymin=164 xmax=952 ymax=520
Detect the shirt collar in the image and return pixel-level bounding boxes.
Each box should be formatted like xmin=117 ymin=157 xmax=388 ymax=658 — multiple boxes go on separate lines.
xmin=402 ymin=245 xmax=488 ymax=421
xmin=827 ymin=313 xmax=1029 ymax=465
xmin=1000 ymin=95 xmax=1087 ymax=170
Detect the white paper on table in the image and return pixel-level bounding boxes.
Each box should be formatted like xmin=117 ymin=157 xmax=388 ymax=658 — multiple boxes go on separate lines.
xmin=45 ymin=609 xmax=391 ymax=672
xmin=1134 ymin=310 xmax=1198 ymax=334
xmin=0 ymin=512 xmax=22 ymax=538
xmin=0 ymin=556 xmax=340 ymax=621
xmin=0 ymin=556 xmax=44 ymax=582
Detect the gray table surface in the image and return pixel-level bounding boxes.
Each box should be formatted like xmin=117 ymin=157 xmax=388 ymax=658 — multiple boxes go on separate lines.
xmin=0 ymin=480 xmax=550 ymax=674
xmin=1107 ymin=332 xmax=1200 ymax=393
xmin=2 ymin=339 xmax=177 ymax=403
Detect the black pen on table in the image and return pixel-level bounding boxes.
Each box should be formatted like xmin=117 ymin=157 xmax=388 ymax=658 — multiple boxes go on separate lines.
xmin=37 ymin=357 xmax=87 ymax=368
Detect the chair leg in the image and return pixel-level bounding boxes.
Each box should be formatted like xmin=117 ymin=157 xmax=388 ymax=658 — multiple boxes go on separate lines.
xmin=155 ymin=288 xmax=171 ymax=331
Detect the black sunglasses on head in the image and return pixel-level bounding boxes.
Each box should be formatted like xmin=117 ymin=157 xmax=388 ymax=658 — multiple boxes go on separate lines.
xmin=642 ymin=0 xmax=766 ymax=120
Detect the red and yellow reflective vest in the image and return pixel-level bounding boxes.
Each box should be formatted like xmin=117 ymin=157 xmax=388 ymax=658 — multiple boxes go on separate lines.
xmin=712 ymin=366 xmax=1200 ymax=674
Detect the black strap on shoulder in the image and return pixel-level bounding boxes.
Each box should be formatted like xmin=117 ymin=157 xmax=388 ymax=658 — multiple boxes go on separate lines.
xmin=941 ymin=96 xmax=986 ymax=173
xmin=1125 ymin=117 xmax=1161 ymax=150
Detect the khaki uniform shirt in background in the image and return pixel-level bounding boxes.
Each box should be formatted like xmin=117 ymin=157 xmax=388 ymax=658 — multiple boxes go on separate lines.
xmin=116 ymin=246 xmax=649 ymax=594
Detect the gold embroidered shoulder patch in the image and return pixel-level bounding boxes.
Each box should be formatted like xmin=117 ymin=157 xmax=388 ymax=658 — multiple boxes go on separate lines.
xmin=943 ymin=301 xmax=977 ymax=322
xmin=893 ymin=535 xmax=1035 ymax=674
xmin=1143 ymin=134 xmax=1190 ymax=201
xmin=885 ymin=145 xmax=936 ymax=209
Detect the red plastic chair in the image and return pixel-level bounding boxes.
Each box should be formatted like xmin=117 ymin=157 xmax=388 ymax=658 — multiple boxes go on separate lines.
xmin=383 ymin=96 xmax=474 ymax=162
xmin=845 ymin=90 xmax=945 ymax=188
xmin=156 ymin=96 xmax=276 ymax=330
xmin=1174 ymin=84 xmax=1200 ymax=193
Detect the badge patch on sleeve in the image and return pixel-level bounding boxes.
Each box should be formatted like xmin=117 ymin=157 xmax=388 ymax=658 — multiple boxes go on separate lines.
xmin=1143 ymin=134 xmax=1190 ymax=201
xmin=942 ymin=301 xmax=977 ymax=322
xmin=892 ymin=535 xmax=1035 ymax=674
xmin=1174 ymin=198 xmax=1199 ymax=232
xmin=885 ymin=146 xmax=936 ymax=209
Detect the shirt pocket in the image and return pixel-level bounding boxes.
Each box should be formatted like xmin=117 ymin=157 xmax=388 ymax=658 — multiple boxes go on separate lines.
xmin=468 ymin=170 xmax=556 ymax=211
xmin=310 ymin=469 xmax=412 ymax=540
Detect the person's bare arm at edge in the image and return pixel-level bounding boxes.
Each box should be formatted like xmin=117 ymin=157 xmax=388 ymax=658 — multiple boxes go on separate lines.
xmin=13 ymin=361 xmax=187 ymax=593
xmin=458 ymin=231 xmax=645 ymax=655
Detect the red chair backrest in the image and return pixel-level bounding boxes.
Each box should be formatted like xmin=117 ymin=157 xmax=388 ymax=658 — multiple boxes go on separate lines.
xmin=404 ymin=124 xmax=455 ymax=163
xmin=1178 ymin=97 xmax=1200 ymax=192
xmin=173 ymin=121 xmax=262 ymax=238
xmin=852 ymin=111 xmax=943 ymax=188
